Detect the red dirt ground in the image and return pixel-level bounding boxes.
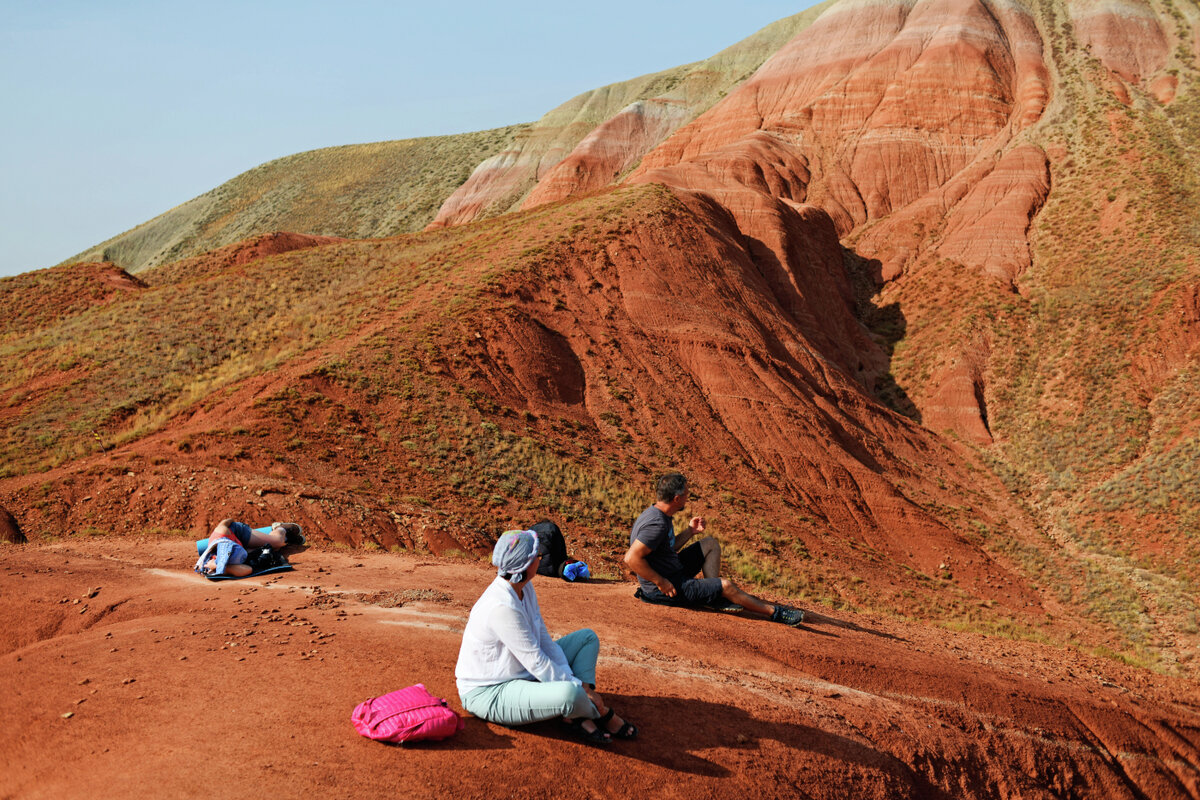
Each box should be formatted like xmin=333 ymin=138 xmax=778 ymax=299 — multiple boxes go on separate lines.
xmin=2 ymin=538 xmax=1197 ymax=799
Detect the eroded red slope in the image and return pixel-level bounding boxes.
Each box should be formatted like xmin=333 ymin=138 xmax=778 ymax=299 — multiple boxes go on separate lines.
xmin=622 ymin=0 xmax=1051 ymax=286
xmin=2 ymin=186 xmax=1045 ymax=623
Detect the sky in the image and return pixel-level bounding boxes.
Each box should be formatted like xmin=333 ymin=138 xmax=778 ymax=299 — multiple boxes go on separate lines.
xmin=0 ymin=1 xmax=823 ymax=278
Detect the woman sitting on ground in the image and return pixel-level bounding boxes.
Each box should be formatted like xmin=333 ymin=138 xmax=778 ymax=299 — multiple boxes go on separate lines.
xmin=455 ymin=529 xmax=636 ymax=745
xmin=194 ymin=519 xmax=304 ymax=577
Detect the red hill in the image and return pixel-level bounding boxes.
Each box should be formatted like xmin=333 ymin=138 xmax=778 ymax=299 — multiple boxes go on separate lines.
xmin=3 ymin=1 xmax=1200 ymax=795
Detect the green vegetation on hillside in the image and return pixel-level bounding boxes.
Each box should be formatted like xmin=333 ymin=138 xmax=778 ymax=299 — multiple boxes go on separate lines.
xmin=1 ymin=186 xmax=662 ymax=477
xmin=864 ymin=0 xmax=1200 ymax=669
xmin=64 ymin=125 xmax=528 ymax=273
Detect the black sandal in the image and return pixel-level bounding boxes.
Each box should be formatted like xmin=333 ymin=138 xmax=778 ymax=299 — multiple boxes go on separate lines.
xmin=599 ymin=708 xmax=637 ymax=740
xmin=562 ymin=718 xmax=611 ymax=745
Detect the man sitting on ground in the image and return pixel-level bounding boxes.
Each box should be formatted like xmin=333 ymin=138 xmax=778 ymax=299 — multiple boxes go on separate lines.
xmin=623 ymin=473 xmax=805 ymax=626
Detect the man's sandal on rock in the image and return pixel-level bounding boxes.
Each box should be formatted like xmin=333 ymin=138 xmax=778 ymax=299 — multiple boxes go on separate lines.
xmin=599 ymin=708 xmax=637 ymax=740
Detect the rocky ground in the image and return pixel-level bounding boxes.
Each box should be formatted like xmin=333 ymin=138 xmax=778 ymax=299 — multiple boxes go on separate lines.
xmin=2 ymin=537 xmax=1197 ymax=799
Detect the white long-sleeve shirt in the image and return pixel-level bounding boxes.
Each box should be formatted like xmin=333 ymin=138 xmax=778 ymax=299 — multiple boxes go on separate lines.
xmin=455 ymin=576 xmax=580 ymax=698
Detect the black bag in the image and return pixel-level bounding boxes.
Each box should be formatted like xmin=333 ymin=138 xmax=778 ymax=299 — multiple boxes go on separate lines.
xmin=530 ymin=520 xmax=569 ymax=579
xmin=245 ymin=546 xmax=287 ymax=573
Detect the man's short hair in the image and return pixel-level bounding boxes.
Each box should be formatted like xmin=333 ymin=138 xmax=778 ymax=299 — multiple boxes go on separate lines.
xmin=656 ymin=473 xmax=688 ymax=502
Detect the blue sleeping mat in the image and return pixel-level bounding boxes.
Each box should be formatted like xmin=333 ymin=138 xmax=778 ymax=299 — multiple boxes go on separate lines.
xmin=204 ymin=563 xmax=294 ymax=581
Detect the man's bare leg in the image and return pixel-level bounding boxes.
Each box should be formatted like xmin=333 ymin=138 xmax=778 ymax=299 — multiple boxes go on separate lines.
xmin=204 ymin=556 xmax=253 ymax=577
xmin=721 ymin=580 xmax=805 ymax=625
xmin=719 ymin=579 xmax=776 ymax=616
xmin=699 ymin=536 xmax=721 ymax=579
xmin=247 ymin=524 xmax=286 ymax=549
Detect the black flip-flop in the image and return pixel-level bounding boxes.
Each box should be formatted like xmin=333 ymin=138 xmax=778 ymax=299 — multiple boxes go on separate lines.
xmin=598 ymin=708 xmax=637 ymax=740
xmin=562 ymin=718 xmax=611 ymax=745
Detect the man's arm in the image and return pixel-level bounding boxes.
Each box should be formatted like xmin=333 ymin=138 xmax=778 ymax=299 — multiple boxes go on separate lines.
xmin=673 ymin=516 xmax=706 ymax=552
xmin=624 ymin=539 xmax=677 ymax=598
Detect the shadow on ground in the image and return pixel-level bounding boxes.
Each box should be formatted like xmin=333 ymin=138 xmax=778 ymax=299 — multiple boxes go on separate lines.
xmin=515 ymin=692 xmax=948 ymax=798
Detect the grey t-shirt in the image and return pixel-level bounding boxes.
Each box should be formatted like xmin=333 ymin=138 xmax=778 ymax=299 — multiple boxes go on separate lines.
xmin=629 ymin=506 xmax=684 ymax=592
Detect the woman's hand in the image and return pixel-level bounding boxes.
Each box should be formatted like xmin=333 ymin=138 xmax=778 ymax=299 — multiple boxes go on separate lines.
xmin=584 ymin=686 xmax=608 ymax=716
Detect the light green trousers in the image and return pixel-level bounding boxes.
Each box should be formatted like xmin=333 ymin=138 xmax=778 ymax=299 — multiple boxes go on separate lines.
xmin=462 ymin=628 xmax=600 ymax=726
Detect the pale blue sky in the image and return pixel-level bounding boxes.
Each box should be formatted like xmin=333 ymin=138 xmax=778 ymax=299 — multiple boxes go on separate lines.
xmin=0 ymin=1 xmax=819 ymax=277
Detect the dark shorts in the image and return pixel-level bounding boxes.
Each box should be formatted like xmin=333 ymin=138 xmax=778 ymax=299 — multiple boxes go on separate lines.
xmin=226 ymin=521 xmax=254 ymax=548
xmin=677 ymin=542 xmax=705 ymax=576
xmin=635 ymin=542 xmax=723 ymax=607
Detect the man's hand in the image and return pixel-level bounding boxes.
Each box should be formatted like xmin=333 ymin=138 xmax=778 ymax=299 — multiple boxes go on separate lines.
xmin=688 ymin=516 xmax=706 ymax=535
xmin=625 ymin=539 xmax=675 ymax=597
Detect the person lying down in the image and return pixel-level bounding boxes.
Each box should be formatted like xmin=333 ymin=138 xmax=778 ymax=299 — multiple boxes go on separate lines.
xmin=194 ymin=519 xmax=303 ymax=577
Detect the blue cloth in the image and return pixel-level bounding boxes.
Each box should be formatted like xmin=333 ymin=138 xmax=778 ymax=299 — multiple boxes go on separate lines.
xmin=210 ymin=539 xmax=234 ymax=575
xmin=209 ymin=539 xmax=248 ymax=575
xmin=563 ymin=562 xmax=590 ymax=581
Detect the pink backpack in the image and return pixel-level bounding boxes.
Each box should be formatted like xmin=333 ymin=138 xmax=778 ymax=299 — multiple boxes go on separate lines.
xmin=351 ymin=684 xmax=465 ymax=743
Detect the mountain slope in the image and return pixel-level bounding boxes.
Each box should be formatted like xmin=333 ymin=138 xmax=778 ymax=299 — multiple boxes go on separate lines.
xmin=3 ymin=184 xmax=1058 ymax=633
xmin=12 ymin=0 xmax=1200 ymax=677
xmin=63 ymin=127 xmax=526 ymax=274
xmin=442 ymin=0 xmax=1200 ymax=671
xmin=426 ymin=4 xmax=835 ymax=228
